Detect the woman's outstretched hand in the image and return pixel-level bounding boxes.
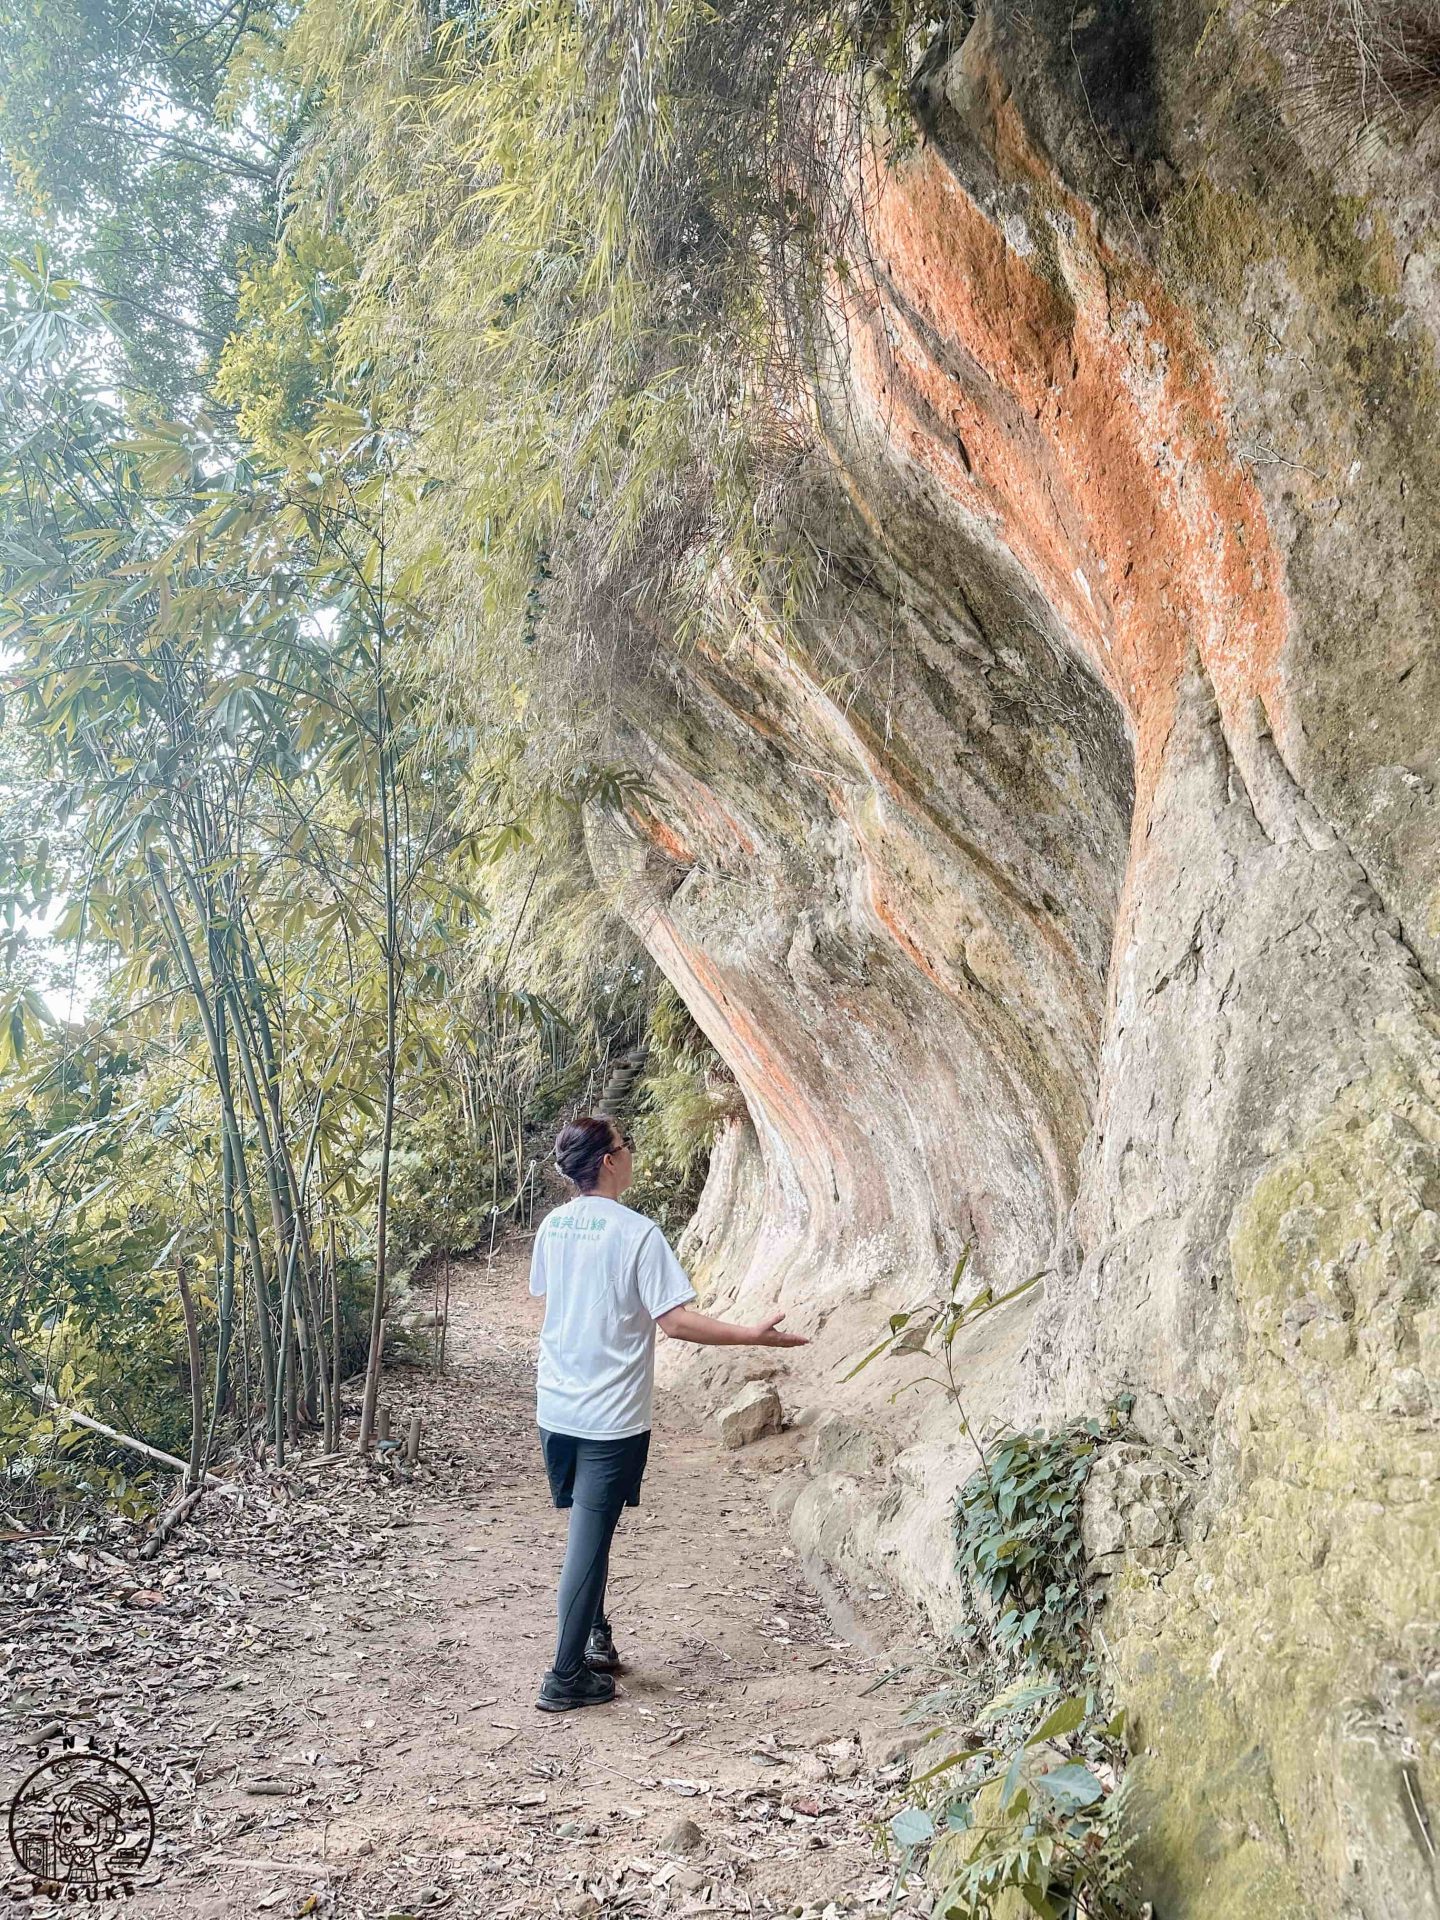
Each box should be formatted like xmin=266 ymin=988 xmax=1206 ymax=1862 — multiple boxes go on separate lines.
xmin=749 ymin=1311 xmax=809 ymax=1347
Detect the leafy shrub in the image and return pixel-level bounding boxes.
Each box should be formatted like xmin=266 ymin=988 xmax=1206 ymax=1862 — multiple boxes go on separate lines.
xmin=387 ymin=1107 xmax=498 ymax=1265
xmin=895 ymin=1680 xmax=1138 ymax=1919
xmin=616 ymin=982 xmax=744 ymax=1237
xmin=846 ymin=1257 xmax=1144 ymax=1917
xmin=955 ymin=1404 xmax=1132 ymax=1674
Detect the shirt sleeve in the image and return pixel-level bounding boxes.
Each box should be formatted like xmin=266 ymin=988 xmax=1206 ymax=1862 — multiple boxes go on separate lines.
xmin=635 ymin=1226 xmax=698 ymax=1320
xmin=528 ymin=1234 xmax=547 ymax=1297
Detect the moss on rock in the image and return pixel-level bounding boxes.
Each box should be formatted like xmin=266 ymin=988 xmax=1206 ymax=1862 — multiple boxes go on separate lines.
xmin=1103 ymin=1066 xmax=1440 ymax=1917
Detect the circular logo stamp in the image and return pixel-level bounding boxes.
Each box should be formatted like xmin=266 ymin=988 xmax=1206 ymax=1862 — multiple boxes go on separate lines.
xmin=7 ymin=1734 xmax=154 ymax=1901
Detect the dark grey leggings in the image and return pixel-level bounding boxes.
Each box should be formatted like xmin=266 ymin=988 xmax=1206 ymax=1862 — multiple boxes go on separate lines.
xmin=542 ymin=1429 xmax=650 ymax=1680
xmin=553 ymin=1497 xmax=622 ymax=1679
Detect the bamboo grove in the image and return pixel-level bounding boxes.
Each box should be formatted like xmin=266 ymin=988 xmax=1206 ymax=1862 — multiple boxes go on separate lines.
xmin=0 ymin=250 xmax=650 ymax=1496
xmin=0 ymin=0 xmax=935 ymax=1519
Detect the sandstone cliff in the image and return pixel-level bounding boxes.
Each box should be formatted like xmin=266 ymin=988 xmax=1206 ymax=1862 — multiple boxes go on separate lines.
xmin=589 ymin=5 xmax=1440 ymax=1913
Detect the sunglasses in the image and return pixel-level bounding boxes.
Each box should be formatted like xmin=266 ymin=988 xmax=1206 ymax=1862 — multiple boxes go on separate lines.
xmin=613 ymin=1131 xmax=635 ymax=1152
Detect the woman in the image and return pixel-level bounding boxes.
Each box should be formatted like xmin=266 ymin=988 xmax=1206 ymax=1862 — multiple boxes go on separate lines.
xmin=530 ymin=1113 xmax=808 ymax=1712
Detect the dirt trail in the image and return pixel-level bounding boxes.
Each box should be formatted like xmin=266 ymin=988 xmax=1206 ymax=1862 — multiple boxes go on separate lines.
xmin=3 ymin=1238 xmax=945 ymax=1920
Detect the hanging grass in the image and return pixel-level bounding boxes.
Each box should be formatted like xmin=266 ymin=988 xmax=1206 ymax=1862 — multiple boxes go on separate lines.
xmin=221 ymin=0 xmax=966 ymax=759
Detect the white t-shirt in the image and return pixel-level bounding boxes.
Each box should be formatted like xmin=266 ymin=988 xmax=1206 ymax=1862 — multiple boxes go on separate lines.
xmin=529 ymin=1196 xmax=698 ymax=1438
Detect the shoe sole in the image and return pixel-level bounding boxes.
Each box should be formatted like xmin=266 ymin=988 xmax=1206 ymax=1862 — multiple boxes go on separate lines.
xmin=535 ymin=1689 xmax=615 ymax=1713
xmin=584 ymin=1654 xmax=621 ymax=1673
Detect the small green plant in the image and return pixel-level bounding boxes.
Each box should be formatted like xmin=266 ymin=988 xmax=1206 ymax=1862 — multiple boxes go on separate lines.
xmin=884 ymin=1626 xmax=1141 ymax=1918
xmin=840 ymin=1243 xmax=1045 ymax=1484
xmin=846 ymin=1253 xmax=1145 ymax=1919
xmin=894 ymin=1699 xmax=1139 ymax=1920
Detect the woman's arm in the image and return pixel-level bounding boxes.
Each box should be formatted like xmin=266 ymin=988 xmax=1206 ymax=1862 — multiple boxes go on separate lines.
xmin=655 ymin=1304 xmax=808 ymax=1347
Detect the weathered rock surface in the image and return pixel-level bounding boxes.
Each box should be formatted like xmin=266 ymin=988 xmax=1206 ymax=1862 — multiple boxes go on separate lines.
xmin=716 ymin=1379 xmax=783 ymax=1449
xmin=1080 ymin=1441 xmax=1190 ymax=1581
xmin=807 ymin=1411 xmax=898 ymax=1479
xmin=588 ymin=5 xmax=1440 ymax=1914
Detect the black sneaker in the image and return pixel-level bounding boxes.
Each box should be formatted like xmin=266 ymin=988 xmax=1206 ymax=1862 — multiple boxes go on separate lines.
xmin=585 ymin=1623 xmax=620 ymax=1672
xmin=535 ymin=1665 xmax=616 ymax=1713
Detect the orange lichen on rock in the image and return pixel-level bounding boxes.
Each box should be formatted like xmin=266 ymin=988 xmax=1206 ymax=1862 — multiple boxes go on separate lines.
xmin=867 ymin=876 xmax=948 ymax=993
xmin=847 ymin=133 xmax=1289 ymax=796
xmin=632 ymin=809 xmax=695 ymax=867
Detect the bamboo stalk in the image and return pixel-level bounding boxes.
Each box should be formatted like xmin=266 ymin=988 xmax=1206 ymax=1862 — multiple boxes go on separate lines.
xmin=174 ymin=1253 xmax=206 ymax=1489
xmin=203 ymin=1112 xmax=238 ymax=1465
xmin=30 ymin=1382 xmax=224 ymax=1488
xmin=271 ymin=1081 xmax=331 ymax=1466
xmin=440 ymin=1252 xmax=451 ymax=1371
xmin=139 ymin=1487 xmax=205 ymax=1561
xmin=148 ymin=857 xmax=278 ymax=1415
xmin=360 ymin=575 xmax=399 ymax=1457
xmin=328 ymin=1216 xmax=342 ymax=1454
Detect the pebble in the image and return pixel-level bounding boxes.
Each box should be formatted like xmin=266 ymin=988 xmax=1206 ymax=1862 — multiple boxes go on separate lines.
xmin=663 ymin=1814 xmax=705 ymax=1855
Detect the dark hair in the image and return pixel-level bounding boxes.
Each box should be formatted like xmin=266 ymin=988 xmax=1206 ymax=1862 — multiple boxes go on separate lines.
xmin=553 ymin=1115 xmax=620 ymax=1193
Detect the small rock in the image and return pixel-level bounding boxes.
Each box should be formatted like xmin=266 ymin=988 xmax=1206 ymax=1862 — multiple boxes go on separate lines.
xmin=718 ymin=1380 xmax=783 ymax=1449
xmin=670 ymin=1866 xmax=711 ymax=1894
xmin=1081 ymin=1442 xmax=1188 ymax=1579
xmin=818 ymin=1733 xmax=864 ymax=1780
xmin=663 ymin=1814 xmax=705 ymax=1855
xmin=562 ymin=1894 xmax=601 ymax=1919
xmin=860 ymin=1723 xmax=934 ymax=1772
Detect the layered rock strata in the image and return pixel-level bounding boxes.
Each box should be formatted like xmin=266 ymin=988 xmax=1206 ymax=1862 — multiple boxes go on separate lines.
xmin=590 ymin=4 xmax=1440 ymax=1912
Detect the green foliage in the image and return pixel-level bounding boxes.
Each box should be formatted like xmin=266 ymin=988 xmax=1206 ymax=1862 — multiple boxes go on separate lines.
xmin=248 ymin=0 xmax=973 ymax=767
xmin=0 ymin=0 xmax=290 ymax=405
xmin=916 ymin=1409 xmax=1142 ymax=1916
xmin=921 ymin=1735 xmax=1139 ymax=1920
xmin=0 ymin=1018 xmax=203 ymax=1520
xmin=0 ymin=1389 xmax=161 ymax=1527
xmin=881 ymin=1577 xmax=1142 ymax=1919
xmin=955 ymin=1404 xmax=1132 ymax=1674
xmin=215 ymin=227 xmax=357 ymax=459
xmin=0 ymin=236 xmax=514 ymax=1470
xmin=386 ymin=1111 xmax=496 ymax=1270
xmin=887 ymin=1666 xmax=1139 ymax=1920
xmin=841 ymin=1245 xmax=1045 ymax=1388
xmin=849 ymin=1267 xmax=1144 ymax=1917
xmin=618 ymin=981 xmax=743 ymax=1237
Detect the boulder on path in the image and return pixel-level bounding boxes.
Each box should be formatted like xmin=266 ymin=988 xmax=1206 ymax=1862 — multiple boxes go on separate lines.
xmin=717 ymin=1379 xmax=783 ymax=1449
xmin=663 ymin=1814 xmax=706 ymax=1855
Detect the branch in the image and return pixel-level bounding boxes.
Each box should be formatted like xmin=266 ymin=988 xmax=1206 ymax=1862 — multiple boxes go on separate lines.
xmin=21 ymin=1371 xmax=225 ymax=1490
